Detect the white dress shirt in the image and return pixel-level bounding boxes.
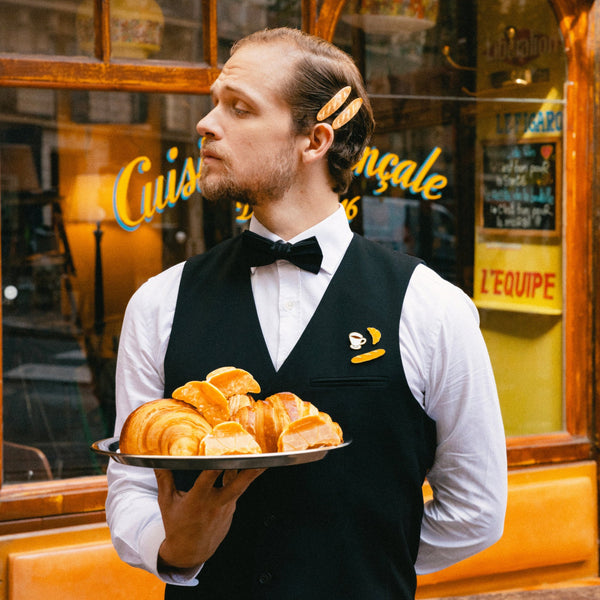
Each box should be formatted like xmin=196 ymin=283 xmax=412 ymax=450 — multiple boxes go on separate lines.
xmin=106 ymin=205 xmax=507 ymax=585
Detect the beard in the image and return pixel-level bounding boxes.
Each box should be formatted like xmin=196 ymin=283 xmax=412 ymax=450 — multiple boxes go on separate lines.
xmin=200 ymin=145 xmax=297 ymax=207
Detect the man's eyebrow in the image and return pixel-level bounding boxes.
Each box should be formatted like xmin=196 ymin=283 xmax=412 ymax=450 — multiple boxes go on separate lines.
xmin=210 ymin=81 xmax=259 ymax=105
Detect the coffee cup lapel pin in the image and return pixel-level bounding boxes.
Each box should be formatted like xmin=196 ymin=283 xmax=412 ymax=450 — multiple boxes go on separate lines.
xmin=349 ymin=327 xmax=386 ymax=363
xmin=348 ymin=331 xmax=367 ymax=350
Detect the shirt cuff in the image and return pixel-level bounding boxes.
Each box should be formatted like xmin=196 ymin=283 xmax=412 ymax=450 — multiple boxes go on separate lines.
xmin=139 ymin=518 xmax=202 ymax=586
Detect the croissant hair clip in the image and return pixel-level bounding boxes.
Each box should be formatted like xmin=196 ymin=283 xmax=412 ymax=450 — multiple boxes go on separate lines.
xmin=317 ymin=86 xmax=363 ymax=130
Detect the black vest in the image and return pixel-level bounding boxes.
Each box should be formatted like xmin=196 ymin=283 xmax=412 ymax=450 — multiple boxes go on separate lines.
xmin=163 ymin=233 xmax=436 ymax=600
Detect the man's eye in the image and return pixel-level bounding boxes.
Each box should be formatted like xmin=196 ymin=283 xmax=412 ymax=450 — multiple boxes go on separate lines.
xmin=233 ymin=104 xmax=249 ymax=116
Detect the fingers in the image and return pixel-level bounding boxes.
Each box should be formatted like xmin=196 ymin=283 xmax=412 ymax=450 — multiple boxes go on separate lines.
xmin=220 ymin=468 xmax=263 ymax=487
xmin=154 ymin=469 xmax=175 ymax=501
xmin=154 ymin=466 xmax=265 ymax=569
xmin=221 ymin=468 xmax=259 ymax=489
xmin=222 ymin=469 xmax=238 ymax=488
xmin=156 ymin=467 xmax=266 ymax=505
xmin=219 ymin=468 xmax=266 ymax=502
xmin=191 ymin=469 xmax=229 ymax=490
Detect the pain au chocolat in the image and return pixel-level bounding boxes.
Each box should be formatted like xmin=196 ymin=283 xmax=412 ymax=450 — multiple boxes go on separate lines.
xmin=119 ymin=367 xmax=343 ymax=456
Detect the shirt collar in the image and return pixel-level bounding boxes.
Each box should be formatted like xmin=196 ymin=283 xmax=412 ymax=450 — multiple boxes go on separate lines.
xmin=248 ymin=204 xmax=353 ymax=275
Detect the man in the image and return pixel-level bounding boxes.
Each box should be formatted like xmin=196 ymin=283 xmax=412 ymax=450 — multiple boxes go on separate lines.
xmin=106 ymin=27 xmax=507 ymax=599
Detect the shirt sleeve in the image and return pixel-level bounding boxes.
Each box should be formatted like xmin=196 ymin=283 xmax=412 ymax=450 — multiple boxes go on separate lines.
xmin=401 ymin=265 xmax=508 ymax=574
xmin=105 ymin=263 xmax=200 ymax=586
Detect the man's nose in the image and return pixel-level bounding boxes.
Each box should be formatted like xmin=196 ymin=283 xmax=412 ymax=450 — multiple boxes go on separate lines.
xmin=196 ymin=108 xmax=219 ymax=138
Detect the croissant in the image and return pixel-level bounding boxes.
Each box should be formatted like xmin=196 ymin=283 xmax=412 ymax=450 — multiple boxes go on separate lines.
xmin=264 ymin=392 xmax=319 ymax=421
xmin=120 ymin=398 xmax=212 ymax=456
xmin=228 ymin=394 xmax=254 ymax=419
xmin=172 ymin=380 xmax=230 ymax=426
xmin=234 ymin=393 xmax=321 ymax=453
xmin=277 ymin=412 xmax=343 ymax=452
xmin=119 ymin=368 xmax=343 ymax=457
xmin=206 ymin=366 xmax=261 ymax=397
xmin=199 ymin=421 xmax=262 ymax=456
xmin=235 ymin=399 xmax=291 ymax=453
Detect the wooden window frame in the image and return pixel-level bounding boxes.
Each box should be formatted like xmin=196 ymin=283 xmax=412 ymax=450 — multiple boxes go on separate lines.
xmin=0 ymin=0 xmax=593 ymax=528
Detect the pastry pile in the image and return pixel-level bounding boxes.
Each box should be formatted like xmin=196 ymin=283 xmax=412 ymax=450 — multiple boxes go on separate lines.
xmin=120 ymin=367 xmax=343 ymax=456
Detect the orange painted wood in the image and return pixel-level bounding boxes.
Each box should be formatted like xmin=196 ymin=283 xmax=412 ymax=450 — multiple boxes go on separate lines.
xmin=0 ymin=56 xmax=220 ymax=94
xmin=302 ymin=0 xmax=318 ymax=33
xmin=554 ymin=3 xmax=593 ymax=441
xmin=0 ymin=477 xmax=107 ymax=522
xmin=8 ymin=541 xmax=163 ymax=600
xmin=95 ymin=0 xmax=111 ymax=62
xmin=315 ymin=0 xmax=346 ymax=41
xmin=417 ymin=462 xmax=598 ymax=597
xmin=203 ymin=0 xmax=218 ymax=67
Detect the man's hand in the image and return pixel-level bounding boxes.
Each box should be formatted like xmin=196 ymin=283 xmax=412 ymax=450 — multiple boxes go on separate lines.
xmin=155 ymin=468 xmax=264 ymax=571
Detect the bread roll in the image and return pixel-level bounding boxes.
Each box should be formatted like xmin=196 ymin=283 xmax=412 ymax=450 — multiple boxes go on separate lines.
xmin=228 ymin=394 xmax=254 ymax=419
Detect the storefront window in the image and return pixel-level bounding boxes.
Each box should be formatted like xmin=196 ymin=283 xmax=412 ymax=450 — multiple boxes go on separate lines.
xmin=0 ymin=0 xmax=572 ymax=484
xmin=0 ymin=0 xmax=301 ymax=65
xmin=335 ymin=0 xmax=566 ymax=436
xmin=0 ymin=0 xmax=202 ymax=62
xmin=0 ymin=88 xmax=235 ymax=482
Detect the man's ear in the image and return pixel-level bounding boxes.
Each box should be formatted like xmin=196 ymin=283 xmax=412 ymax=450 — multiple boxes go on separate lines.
xmin=301 ymin=122 xmax=334 ymax=164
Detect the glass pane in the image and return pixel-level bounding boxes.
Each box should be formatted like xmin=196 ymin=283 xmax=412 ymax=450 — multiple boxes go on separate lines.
xmin=156 ymin=0 xmax=203 ymax=62
xmin=0 ymin=1 xmax=86 ymax=56
xmin=0 ymin=88 xmax=236 ymax=482
xmin=217 ymin=0 xmax=301 ymax=63
xmin=106 ymin=0 xmax=204 ymax=62
xmin=334 ymin=0 xmax=566 ymax=436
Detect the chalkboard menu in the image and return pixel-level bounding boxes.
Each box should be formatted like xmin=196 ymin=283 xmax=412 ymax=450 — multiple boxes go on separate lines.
xmin=480 ymin=139 xmax=560 ymax=235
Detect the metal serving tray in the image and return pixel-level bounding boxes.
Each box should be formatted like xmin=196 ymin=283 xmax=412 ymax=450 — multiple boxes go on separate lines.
xmin=92 ymin=437 xmax=351 ymax=470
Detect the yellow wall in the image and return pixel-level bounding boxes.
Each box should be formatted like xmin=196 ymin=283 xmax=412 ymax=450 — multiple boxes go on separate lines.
xmin=479 ymin=311 xmax=563 ymax=435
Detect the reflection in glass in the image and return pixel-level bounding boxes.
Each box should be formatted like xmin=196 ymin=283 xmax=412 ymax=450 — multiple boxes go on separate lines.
xmin=0 ymin=0 xmax=318 ymax=63
xmin=217 ymin=0 xmax=301 ymax=63
xmin=0 ymin=1 xmax=84 ymax=56
xmin=0 ymin=89 xmax=226 ymax=482
xmin=157 ymin=0 xmax=203 ymax=62
xmin=75 ymin=0 xmax=205 ymax=62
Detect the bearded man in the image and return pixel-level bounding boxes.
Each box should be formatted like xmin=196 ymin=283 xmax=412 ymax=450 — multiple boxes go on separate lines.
xmin=106 ymin=27 xmax=507 ymax=600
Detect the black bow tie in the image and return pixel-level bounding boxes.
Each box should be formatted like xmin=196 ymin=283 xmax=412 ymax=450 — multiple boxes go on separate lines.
xmin=242 ymin=230 xmax=323 ymax=274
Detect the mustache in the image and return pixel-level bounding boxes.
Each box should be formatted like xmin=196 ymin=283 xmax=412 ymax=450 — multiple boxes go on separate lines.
xmin=200 ymin=142 xmax=225 ymax=161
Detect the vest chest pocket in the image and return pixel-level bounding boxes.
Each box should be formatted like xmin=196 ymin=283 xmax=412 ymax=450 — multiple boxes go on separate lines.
xmin=310 ymin=376 xmax=389 ymax=389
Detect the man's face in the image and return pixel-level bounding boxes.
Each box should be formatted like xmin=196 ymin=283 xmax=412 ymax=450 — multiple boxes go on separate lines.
xmin=197 ymin=42 xmax=301 ymax=207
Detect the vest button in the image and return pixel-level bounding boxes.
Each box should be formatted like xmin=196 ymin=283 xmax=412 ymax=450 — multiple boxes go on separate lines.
xmin=258 ymin=572 xmax=272 ymax=584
